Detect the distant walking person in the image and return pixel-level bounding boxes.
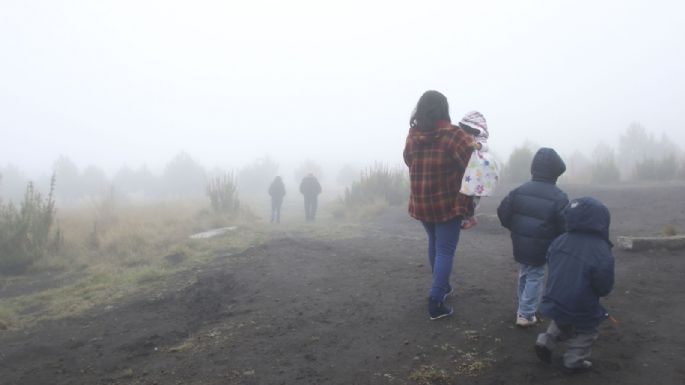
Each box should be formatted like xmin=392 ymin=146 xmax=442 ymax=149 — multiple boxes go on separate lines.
xmin=403 ymin=90 xmax=475 ymax=320
xmin=299 ymin=173 xmax=321 ymax=221
xmin=268 ymin=176 xmax=286 ymax=223
xmin=497 ymin=148 xmax=568 ymax=327
xmin=535 ymin=197 xmax=615 ymax=373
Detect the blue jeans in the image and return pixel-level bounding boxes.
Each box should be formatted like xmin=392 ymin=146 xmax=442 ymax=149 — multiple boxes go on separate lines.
xmin=422 ymin=217 xmax=462 ymax=301
xmin=517 ymin=263 xmax=545 ymax=318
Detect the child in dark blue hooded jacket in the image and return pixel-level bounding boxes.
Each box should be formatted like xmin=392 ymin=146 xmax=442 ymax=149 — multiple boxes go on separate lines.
xmin=535 ymin=197 xmax=615 ymax=372
xmin=497 ymin=148 xmax=569 ymax=327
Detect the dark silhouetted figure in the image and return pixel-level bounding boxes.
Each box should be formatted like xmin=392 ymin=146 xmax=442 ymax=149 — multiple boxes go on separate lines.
xmin=268 ymin=176 xmax=286 ymax=223
xmin=299 ymin=173 xmax=321 ymax=221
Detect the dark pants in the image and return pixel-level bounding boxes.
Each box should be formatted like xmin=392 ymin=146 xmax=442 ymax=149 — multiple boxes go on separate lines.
xmin=536 ymin=320 xmax=599 ymax=368
xmin=304 ymin=196 xmax=318 ymax=221
xmin=271 ymin=198 xmax=283 ymax=223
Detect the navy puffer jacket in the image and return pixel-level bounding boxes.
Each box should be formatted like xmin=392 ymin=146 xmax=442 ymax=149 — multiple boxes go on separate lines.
xmin=497 ymin=148 xmax=568 ymax=266
xmin=539 ymin=197 xmax=615 ymax=331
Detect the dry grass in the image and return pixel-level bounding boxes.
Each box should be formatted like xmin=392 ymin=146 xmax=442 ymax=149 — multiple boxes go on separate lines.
xmin=661 ymin=224 xmax=677 ymax=236
xmin=408 ymin=365 xmax=451 ymax=385
xmin=1 ymin=196 xmax=367 ymax=330
xmin=0 ymin=199 xmax=263 ymax=329
xmin=453 ymin=351 xmax=492 ymax=376
xmin=0 ymin=306 xmax=17 ymax=330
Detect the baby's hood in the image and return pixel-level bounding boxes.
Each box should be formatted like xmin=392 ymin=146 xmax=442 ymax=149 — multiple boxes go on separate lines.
xmin=459 ymin=111 xmax=488 ymax=139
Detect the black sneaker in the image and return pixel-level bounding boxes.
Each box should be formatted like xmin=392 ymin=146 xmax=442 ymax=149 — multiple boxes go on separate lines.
xmin=428 ymin=298 xmax=454 ymax=320
xmin=534 ymin=343 xmax=552 ymax=364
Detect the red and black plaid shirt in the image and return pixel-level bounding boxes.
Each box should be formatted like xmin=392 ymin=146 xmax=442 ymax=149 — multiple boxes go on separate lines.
xmin=403 ymin=122 xmax=474 ymax=223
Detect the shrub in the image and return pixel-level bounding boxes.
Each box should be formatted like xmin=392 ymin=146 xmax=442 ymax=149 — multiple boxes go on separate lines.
xmin=661 ymin=224 xmax=677 ymax=237
xmin=161 ymin=152 xmax=207 ymax=198
xmin=590 ymin=159 xmax=621 ymax=184
xmin=206 ymin=172 xmax=239 ymax=214
xmin=633 ymin=154 xmax=678 ymax=181
xmin=343 ymin=163 xmax=408 ymax=209
xmin=0 ymin=175 xmax=57 ymax=274
xmin=501 ymin=146 xmax=534 ymax=183
xmin=238 ymin=157 xmax=278 ymax=196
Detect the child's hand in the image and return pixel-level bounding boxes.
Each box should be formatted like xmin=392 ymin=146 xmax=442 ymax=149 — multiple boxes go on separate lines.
xmin=466 ymin=137 xmax=477 ymax=149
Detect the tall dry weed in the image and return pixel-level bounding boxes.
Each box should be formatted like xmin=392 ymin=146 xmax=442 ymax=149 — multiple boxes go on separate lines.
xmin=0 ymin=175 xmax=57 ymax=274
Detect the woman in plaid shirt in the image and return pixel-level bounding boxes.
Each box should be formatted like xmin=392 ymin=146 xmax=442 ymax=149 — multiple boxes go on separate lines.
xmin=403 ymin=90 xmax=476 ymax=320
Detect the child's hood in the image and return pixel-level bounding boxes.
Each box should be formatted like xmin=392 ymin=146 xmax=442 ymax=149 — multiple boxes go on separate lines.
xmin=564 ymin=197 xmax=612 ymax=245
xmin=531 ymin=148 xmax=566 ymax=182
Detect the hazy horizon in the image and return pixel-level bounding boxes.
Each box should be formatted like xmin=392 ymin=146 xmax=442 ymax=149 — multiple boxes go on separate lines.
xmin=2 ymin=0 xmax=684 ymax=178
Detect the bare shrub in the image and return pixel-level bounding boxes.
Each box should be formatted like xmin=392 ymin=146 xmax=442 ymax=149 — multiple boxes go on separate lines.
xmin=206 ymin=172 xmax=239 ymax=214
xmin=343 ymin=163 xmax=408 ymax=210
xmin=0 ymin=175 xmax=57 ymax=274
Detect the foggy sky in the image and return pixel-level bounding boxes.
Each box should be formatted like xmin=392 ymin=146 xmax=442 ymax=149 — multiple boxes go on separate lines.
xmin=1 ymin=0 xmax=684 ymax=177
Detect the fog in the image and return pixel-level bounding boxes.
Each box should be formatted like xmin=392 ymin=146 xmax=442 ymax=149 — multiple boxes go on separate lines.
xmin=1 ymin=0 xmax=684 ymax=191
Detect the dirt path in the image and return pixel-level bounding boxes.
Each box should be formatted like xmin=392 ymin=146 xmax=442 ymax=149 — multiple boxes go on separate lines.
xmin=1 ymin=184 xmax=684 ymax=385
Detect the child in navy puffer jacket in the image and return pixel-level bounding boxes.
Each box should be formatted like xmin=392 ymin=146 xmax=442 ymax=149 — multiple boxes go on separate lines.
xmin=497 ymin=148 xmax=569 ymax=327
xmin=535 ymin=197 xmax=615 ymax=373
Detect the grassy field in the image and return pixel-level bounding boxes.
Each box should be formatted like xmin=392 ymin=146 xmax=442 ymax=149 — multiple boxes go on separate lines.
xmin=0 ymin=200 xmax=259 ymax=328
xmin=0 ymin=196 xmax=372 ymax=331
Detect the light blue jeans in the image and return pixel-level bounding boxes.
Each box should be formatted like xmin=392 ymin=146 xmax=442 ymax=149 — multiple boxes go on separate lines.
xmin=517 ymin=263 xmax=545 ymax=318
xmin=421 ymin=216 xmax=462 ymax=301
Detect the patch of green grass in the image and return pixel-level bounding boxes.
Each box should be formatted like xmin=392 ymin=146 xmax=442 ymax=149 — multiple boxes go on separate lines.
xmin=409 ymin=365 xmax=451 ymax=385
xmin=129 ymin=266 xmax=163 ymax=284
xmin=0 ymin=306 xmax=18 ymax=330
xmin=661 ymin=224 xmax=677 ymax=236
xmin=453 ymin=351 xmax=493 ymax=376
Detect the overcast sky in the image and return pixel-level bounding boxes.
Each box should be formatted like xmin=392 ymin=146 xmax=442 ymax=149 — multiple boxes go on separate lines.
xmin=1 ymin=0 xmax=684 ymax=176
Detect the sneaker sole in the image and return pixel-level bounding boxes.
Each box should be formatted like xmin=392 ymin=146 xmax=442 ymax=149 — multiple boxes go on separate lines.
xmin=429 ymin=309 xmax=454 ymax=321
xmin=562 ymin=362 xmax=593 ymax=374
xmin=516 ymin=322 xmax=535 ymax=328
xmin=515 ymin=316 xmax=538 ymax=328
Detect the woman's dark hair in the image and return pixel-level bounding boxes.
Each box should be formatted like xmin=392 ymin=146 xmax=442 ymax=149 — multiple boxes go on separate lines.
xmin=409 ymin=90 xmax=450 ymax=130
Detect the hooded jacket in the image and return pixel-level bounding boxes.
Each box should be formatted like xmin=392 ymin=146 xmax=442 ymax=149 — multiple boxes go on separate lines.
xmin=268 ymin=177 xmax=286 ymax=202
xmin=403 ymin=121 xmax=474 ymax=222
xmin=539 ymin=197 xmax=615 ymax=331
xmin=496 ymin=148 xmax=568 ymax=266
